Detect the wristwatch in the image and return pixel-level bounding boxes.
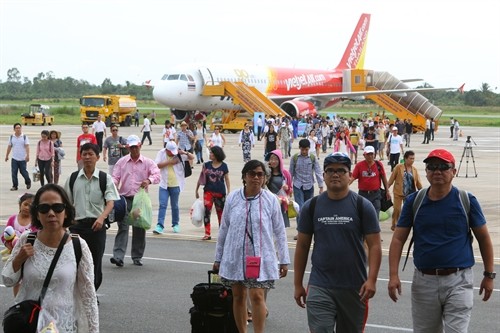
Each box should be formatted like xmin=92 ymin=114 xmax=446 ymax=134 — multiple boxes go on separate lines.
xmin=483 ymin=271 xmax=496 ymax=279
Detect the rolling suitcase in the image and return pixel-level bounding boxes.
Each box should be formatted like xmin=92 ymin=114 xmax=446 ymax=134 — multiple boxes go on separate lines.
xmin=190 ymin=270 xmax=238 ymax=333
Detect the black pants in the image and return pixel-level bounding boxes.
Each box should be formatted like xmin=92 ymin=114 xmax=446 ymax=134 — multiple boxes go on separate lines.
xmin=141 ymin=131 xmax=152 ymax=145
xmin=37 ymin=158 xmax=53 ymax=185
xmin=95 ymin=132 xmax=104 ymax=151
xmin=257 ymin=126 xmax=262 ymax=140
xmin=70 ymin=220 xmax=106 ymax=291
xmin=389 ymin=153 xmax=400 ymax=171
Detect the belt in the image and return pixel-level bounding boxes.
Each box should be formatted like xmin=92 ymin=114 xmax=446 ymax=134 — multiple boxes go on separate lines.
xmin=359 ymin=189 xmax=380 ymax=194
xmin=419 ymin=268 xmax=467 ymax=276
xmin=76 ymin=218 xmax=97 ymax=224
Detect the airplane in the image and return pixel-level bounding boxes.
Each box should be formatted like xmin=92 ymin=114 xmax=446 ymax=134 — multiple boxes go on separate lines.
xmin=149 ymin=13 xmax=457 ymax=124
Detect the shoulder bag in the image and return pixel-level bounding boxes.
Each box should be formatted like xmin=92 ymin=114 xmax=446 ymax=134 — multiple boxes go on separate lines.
xmin=3 ymin=233 xmax=69 ymax=333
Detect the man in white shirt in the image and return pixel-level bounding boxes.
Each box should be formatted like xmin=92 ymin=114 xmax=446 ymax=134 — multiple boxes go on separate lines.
xmin=92 ymin=115 xmax=107 ymax=152
xmin=141 ymin=114 xmax=152 ymax=145
xmin=387 ymin=127 xmax=404 ymax=171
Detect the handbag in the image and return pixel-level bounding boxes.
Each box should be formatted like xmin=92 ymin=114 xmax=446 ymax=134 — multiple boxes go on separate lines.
xmin=178 ymin=154 xmax=192 ymax=178
xmin=245 ymin=192 xmax=262 ymax=279
xmin=245 ymin=256 xmax=261 ymax=279
xmin=3 ymin=233 xmax=69 ymax=333
xmin=380 ymin=188 xmax=393 ymax=212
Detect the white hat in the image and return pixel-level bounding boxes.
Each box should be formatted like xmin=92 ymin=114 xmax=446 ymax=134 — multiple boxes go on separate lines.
xmin=392 ymin=126 xmax=398 ymax=131
xmin=127 ymin=135 xmax=141 ymax=147
xmin=363 ymin=146 xmax=375 ymax=154
xmin=165 ymin=141 xmax=178 ymax=155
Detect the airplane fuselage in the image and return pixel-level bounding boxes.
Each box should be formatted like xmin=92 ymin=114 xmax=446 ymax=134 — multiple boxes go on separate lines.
xmin=152 ymin=64 xmax=344 ymax=112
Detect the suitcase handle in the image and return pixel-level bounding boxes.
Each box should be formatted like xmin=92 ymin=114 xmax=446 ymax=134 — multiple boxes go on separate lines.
xmin=208 ymin=270 xmax=219 ymax=285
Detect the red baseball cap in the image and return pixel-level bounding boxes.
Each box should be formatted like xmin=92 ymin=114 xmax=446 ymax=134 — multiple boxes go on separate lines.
xmin=423 ymin=149 xmax=455 ymax=164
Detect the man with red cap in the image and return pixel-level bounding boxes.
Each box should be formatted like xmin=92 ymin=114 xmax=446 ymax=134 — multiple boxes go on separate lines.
xmin=388 ymin=148 xmax=495 ymax=332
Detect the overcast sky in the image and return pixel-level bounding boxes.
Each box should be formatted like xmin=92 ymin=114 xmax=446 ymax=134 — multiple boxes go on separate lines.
xmin=1 ymin=0 xmax=499 ymax=92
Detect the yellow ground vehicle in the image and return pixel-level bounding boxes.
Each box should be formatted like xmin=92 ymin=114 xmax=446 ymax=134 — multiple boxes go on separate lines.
xmin=21 ymin=104 xmax=54 ymax=126
xmin=80 ymin=95 xmax=137 ymax=126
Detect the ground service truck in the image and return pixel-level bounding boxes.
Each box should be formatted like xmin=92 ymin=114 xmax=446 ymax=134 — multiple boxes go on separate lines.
xmin=80 ymin=95 xmax=137 ymax=126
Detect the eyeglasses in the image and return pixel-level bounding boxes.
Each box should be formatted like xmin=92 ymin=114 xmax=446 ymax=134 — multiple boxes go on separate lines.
xmin=111 ymin=129 xmax=118 ymax=132
xmin=426 ymin=163 xmax=453 ymax=171
xmin=247 ymin=171 xmax=265 ymax=178
xmin=324 ymin=168 xmax=349 ymax=175
xmin=37 ymin=203 xmax=66 ymax=214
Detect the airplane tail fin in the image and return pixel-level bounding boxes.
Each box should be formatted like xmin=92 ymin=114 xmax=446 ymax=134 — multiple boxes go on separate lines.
xmin=336 ymin=13 xmax=371 ymax=70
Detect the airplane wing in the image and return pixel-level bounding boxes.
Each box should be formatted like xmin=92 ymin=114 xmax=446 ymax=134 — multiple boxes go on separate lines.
xmin=266 ymin=86 xmax=459 ymax=101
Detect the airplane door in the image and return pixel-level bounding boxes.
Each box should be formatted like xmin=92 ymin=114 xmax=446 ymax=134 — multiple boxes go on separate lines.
xmin=199 ymin=68 xmax=214 ymax=86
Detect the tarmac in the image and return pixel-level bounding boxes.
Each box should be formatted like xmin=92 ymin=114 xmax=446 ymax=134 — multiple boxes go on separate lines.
xmin=0 ymin=124 xmax=499 ymax=264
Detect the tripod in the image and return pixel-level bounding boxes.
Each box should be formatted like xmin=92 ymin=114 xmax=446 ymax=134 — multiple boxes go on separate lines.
xmin=456 ymin=136 xmax=478 ymax=178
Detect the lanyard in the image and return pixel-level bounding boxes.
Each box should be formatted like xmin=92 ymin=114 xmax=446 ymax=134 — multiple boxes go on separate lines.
xmin=245 ymin=189 xmax=262 ymax=257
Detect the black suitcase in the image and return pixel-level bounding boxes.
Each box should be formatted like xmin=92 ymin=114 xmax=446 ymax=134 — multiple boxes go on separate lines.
xmin=190 ymin=270 xmax=238 ymax=333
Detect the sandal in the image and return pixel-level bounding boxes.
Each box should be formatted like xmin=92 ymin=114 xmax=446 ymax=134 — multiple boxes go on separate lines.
xmin=247 ymin=311 xmax=252 ymax=322
xmin=201 ymin=235 xmax=211 ymax=241
xmin=391 ymin=225 xmax=395 ymax=231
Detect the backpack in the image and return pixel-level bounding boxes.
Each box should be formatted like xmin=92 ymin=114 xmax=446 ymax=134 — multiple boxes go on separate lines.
xmin=292 ymin=153 xmax=316 ymax=175
xmin=9 ymin=134 xmax=27 ymax=145
xmin=69 ymin=170 xmax=127 ymax=226
xmin=402 ymin=187 xmax=471 ymax=270
xmin=26 ymin=232 xmax=81 ymax=268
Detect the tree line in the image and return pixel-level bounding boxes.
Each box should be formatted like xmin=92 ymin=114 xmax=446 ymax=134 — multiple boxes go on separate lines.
xmin=0 ymin=67 xmax=498 ymax=106
xmin=0 ymin=68 xmax=153 ymax=100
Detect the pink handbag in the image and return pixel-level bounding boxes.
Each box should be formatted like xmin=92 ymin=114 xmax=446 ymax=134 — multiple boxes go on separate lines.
xmin=245 ymin=256 xmax=261 ymax=279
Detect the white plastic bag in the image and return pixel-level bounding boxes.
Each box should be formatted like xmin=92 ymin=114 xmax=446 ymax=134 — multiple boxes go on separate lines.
xmin=190 ymin=199 xmax=204 ymax=227
xmin=32 ymin=166 xmax=40 ymax=182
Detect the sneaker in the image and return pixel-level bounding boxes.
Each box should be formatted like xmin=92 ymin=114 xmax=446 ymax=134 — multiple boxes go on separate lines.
xmin=172 ymin=225 xmax=180 ymax=233
xmin=153 ymin=225 xmax=164 ymax=234
xmin=10 ymin=187 xmax=18 ymax=191
xmin=202 ymin=235 xmax=211 ymax=240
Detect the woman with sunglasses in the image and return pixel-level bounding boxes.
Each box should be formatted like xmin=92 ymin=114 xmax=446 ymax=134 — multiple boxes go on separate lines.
xmin=213 ymin=160 xmax=290 ymax=333
xmin=2 ymin=184 xmax=99 ymax=332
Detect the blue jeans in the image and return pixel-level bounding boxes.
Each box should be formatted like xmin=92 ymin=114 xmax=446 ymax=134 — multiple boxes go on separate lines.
xmin=195 ymin=139 xmax=205 ymax=162
xmin=157 ymin=186 xmax=180 ymax=228
xmin=293 ymin=185 xmax=314 ymax=227
xmin=11 ymin=159 xmax=31 ymax=188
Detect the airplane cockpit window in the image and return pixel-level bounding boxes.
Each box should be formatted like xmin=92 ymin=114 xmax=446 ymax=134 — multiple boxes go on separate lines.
xmin=180 ymin=74 xmax=188 ymax=81
xmin=162 ymin=74 xmax=169 ymax=80
xmin=168 ymin=74 xmax=180 ymax=80
xmin=187 ymin=75 xmax=194 ymax=81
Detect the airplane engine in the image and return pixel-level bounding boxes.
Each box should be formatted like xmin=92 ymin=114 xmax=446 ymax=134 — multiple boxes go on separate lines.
xmin=280 ymin=100 xmax=317 ymax=118
xmin=172 ymin=109 xmax=190 ymax=122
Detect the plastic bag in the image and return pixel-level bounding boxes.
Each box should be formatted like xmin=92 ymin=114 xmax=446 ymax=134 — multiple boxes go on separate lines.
xmin=190 ymin=199 xmax=204 ymax=227
xmin=127 ymin=188 xmax=152 ymax=230
xmin=32 ymin=166 xmax=40 ymax=182
xmin=288 ymin=200 xmax=300 ymax=218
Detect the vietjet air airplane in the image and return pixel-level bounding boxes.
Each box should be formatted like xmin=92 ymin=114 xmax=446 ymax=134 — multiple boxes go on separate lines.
xmin=150 ymin=13 xmax=455 ymax=121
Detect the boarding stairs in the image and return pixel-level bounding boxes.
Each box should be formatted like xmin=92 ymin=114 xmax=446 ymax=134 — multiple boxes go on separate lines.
xmin=202 ymin=81 xmax=287 ymax=119
xmin=343 ymin=69 xmax=443 ymax=132
xmin=368 ymin=71 xmax=443 ymax=131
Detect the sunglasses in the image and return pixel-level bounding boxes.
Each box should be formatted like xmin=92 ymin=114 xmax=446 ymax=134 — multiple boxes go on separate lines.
xmin=111 ymin=129 xmax=118 ymax=132
xmin=247 ymin=171 xmax=265 ymax=178
xmin=324 ymin=168 xmax=349 ymax=175
xmin=37 ymin=203 xmax=66 ymax=214
xmin=426 ymin=163 xmax=453 ymax=171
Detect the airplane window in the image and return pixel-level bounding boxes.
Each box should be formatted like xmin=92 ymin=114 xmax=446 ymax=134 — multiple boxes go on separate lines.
xmin=187 ymin=75 xmax=194 ymax=81
xmin=168 ymin=74 xmax=180 ymax=80
xmin=162 ymin=74 xmax=169 ymax=80
xmin=180 ymin=74 xmax=188 ymax=81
